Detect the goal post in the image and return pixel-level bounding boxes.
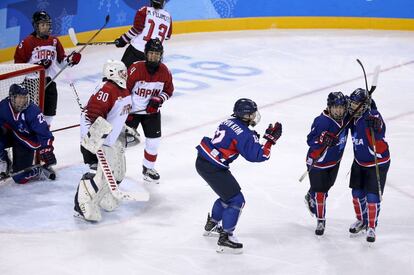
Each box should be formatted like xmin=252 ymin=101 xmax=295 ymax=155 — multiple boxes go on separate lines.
xmin=0 ymin=64 xmax=45 ymax=111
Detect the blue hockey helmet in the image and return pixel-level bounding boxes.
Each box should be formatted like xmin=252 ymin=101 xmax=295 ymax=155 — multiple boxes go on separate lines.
xmin=232 ymin=98 xmax=261 ymax=126
xmin=349 ymin=88 xmax=369 ymax=117
xmin=9 ymin=84 xmax=29 ymax=112
xmin=327 ymin=91 xmax=347 ymax=121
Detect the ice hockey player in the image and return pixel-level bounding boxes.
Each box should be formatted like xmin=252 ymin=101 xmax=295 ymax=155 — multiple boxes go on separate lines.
xmin=14 ymin=10 xmax=81 ymax=126
xmin=0 ymin=84 xmax=56 ymax=184
xmin=304 ymin=92 xmax=349 ymax=236
xmin=125 ymin=38 xmax=174 ymax=184
xmin=114 ymin=0 xmax=172 ymax=68
xmin=195 ymin=98 xmax=282 ymax=254
xmin=347 ymin=88 xmax=390 ymax=243
xmin=74 ymin=60 xmax=138 ymax=222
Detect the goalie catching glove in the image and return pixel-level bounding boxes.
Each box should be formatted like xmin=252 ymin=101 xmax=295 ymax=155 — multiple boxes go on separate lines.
xmin=38 ymin=146 xmax=56 ymax=166
xmin=263 ymin=122 xmax=282 ymax=145
xmin=66 ymin=51 xmax=81 ymax=66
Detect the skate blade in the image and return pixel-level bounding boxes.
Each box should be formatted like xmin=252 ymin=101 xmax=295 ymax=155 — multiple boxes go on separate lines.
xmin=143 ymin=176 xmax=159 ymax=184
xmin=216 ymin=246 xmax=243 ymax=254
xmin=349 ymin=231 xmax=366 ymax=238
xmin=203 ymin=231 xmax=220 ymax=237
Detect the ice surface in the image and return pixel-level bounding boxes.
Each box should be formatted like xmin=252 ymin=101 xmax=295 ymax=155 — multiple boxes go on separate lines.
xmin=1 ymin=29 xmax=414 ymax=275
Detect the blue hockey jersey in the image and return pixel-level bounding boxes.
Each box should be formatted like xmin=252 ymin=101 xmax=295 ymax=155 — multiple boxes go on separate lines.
xmin=0 ymin=98 xmax=54 ymax=150
xmin=306 ymin=110 xmax=348 ymax=169
xmin=350 ymin=109 xmax=390 ymax=167
xmin=196 ymin=118 xmax=271 ymax=169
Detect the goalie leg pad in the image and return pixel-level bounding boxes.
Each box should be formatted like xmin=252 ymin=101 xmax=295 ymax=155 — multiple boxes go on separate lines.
xmin=74 ymin=173 xmax=102 ymax=222
xmin=99 ymin=191 xmax=120 ymax=212
xmin=81 ymin=116 xmax=113 ymax=154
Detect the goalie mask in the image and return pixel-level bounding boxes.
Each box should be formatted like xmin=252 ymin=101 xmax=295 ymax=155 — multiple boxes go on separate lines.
xmin=32 ymin=11 xmax=52 ymax=39
xmin=151 ymin=0 xmax=165 ymax=9
xmin=327 ymin=91 xmax=347 ymax=121
xmin=145 ymin=38 xmax=163 ymax=74
xmin=349 ymin=88 xmax=370 ymax=118
xmin=9 ymin=84 xmax=30 ymax=113
xmin=103 ymin=60 xmax=127 ymax=89
xmin=232 ymin=98 xmax=261 ymax=127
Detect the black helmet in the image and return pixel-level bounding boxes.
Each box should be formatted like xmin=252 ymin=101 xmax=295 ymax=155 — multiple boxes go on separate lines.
xmin=145 ymin=38 xmax=163 ymax=74
xmin=232 ymin=98 xmax=261 ymax=126
xmin=32 ymin=11 xmax=52 ymax=38
xmin=349 ymin=88 xmax=370 ymax=117
xmin=151 ymin=0 xmax=165 ymax=9
xmin=9 ymin=84 xmax=30 ymax=112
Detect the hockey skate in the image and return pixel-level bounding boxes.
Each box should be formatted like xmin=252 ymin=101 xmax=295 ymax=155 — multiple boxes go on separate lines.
xmin=304 ymin=192 xmax=315 ymax=217
xmin=366 ymin=227 xmax=376 ymax=243
xmin=142 ymin=165 xmax=160 ymax=183
xmin=203 ymin=213 xmax=223 ymax=237
xmin=0 ymin=153 xmax=11 ymax=180
xmin=216 ymin=232 xmax=243 ymax=254
xmin=349 ymin=219 xmax=367 ymax=235
xmin=315 ymin=219 xmax=325 ymax=236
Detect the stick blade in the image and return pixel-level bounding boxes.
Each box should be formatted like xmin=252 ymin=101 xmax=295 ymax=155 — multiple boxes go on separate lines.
xmin=105 ymin=15 xmax=110 ymax=23
xmin=68 ymin=27 xmax=78 ymax=46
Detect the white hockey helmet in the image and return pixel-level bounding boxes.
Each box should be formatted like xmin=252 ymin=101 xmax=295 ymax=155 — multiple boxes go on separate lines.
xmin=103 ymin=60 xmax=127 ymax=88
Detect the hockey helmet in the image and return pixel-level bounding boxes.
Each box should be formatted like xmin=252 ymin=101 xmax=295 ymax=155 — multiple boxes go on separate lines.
xmin=32 ymin=11 xmax=52 ymax=38
xmin=9 ymin=84 xmax=29 ymax=112
xmin=327 ymin=91 xmax=347 ymax=121
xmin=151 ymin=0 xmax=165 ymax=9
xmin=145 ymin=38 xmax=163 ymax=73
xmin=103 ymin=60 xmax=127 ymax=89
xmin=232 ymin=98 xmax=261 ymax=127
xmin=349 ymin=88 xmax=370 ymax=117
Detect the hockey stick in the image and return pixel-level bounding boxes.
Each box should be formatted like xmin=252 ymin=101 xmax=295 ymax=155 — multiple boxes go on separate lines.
xmin=68 ymin=28 xmax=115 ymax=46
xmin=46 ymin=15 xmax=110 ymax=88
xmin=96 ymin=149 xmax=149 ymax=202
xmin=69 ymin=82 xmax=84 ymax=111
xmin=1 ymin=164 xmax=55 ymax=183
xmin=51 ymin=124 xmax=80 ymax=133
xmin=298 ymin=63 xmax=381 ymax=182
xmin=356 ymin=59 xmax=382 ymax=201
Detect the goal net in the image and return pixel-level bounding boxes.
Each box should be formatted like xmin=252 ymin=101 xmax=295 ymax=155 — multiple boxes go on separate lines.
xmin=0 ymin=64 xmax=45 ymax=111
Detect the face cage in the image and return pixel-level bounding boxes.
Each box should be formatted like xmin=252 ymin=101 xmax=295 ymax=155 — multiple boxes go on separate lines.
xmin=10 ymin=95 xmax=29 ymax=113
xmin=349 ymin=101 xmax=367 ymax=117
xmin=242 ymin=111 xmax=261 ymax=127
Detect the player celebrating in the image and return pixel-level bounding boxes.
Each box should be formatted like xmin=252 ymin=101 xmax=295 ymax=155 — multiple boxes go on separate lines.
xmin=126 ymin=38 xmax=174 ymax=183
xmin=74 ymin=60 xmax=137 ymax=222
xmin=114 ymin=0 xmax=172 ymax=68
xmin=196 ymin=98 xmax=282 ymax=254
xmin=304 ymin=92 xmax=349 ymax=236
xmin=347 ymin=88 xmax=390 ymax=243
xmin=14 ymin=10 xmax=81 ymax=126
xmin=0 ymin=84 xmax=56 ymax=184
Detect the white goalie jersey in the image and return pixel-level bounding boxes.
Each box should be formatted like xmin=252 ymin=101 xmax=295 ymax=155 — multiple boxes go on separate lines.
xmin=80 ymin=81 xmax=132 ymax=146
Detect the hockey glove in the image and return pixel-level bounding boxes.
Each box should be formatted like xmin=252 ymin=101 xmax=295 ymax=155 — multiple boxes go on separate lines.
xmin=146 ymin=96 xmax=163 ymax=114
xmin=35 ymin=59 xmax=52 ymax=69
xmin=114 ymin=37 xmax=127 ymax=48
xmin=365 ymin=115 xmax=382 ymax=132
xmin=66 ymin=51 xmax=81 ymax=66
xmin=38 ymin=146 xmax=57 ymax=167
xmin=319 ymin=131 xmax=338 ymax=147
xmin=263 ymin=122 xmax=282 ymax=145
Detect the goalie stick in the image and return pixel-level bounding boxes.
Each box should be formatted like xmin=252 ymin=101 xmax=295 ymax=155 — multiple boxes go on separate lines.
xmin=298 ymin=63 xmax=381 ymax=182
xmin=46 ymin=15 xmax=111 ymax=88
xmin=96 ymin=149 xmax=149 ymax=202
xmin=68 ymin=28 xmax=115 ymax=46
xmin=356 ymin=59 xmax=382 ymax=201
